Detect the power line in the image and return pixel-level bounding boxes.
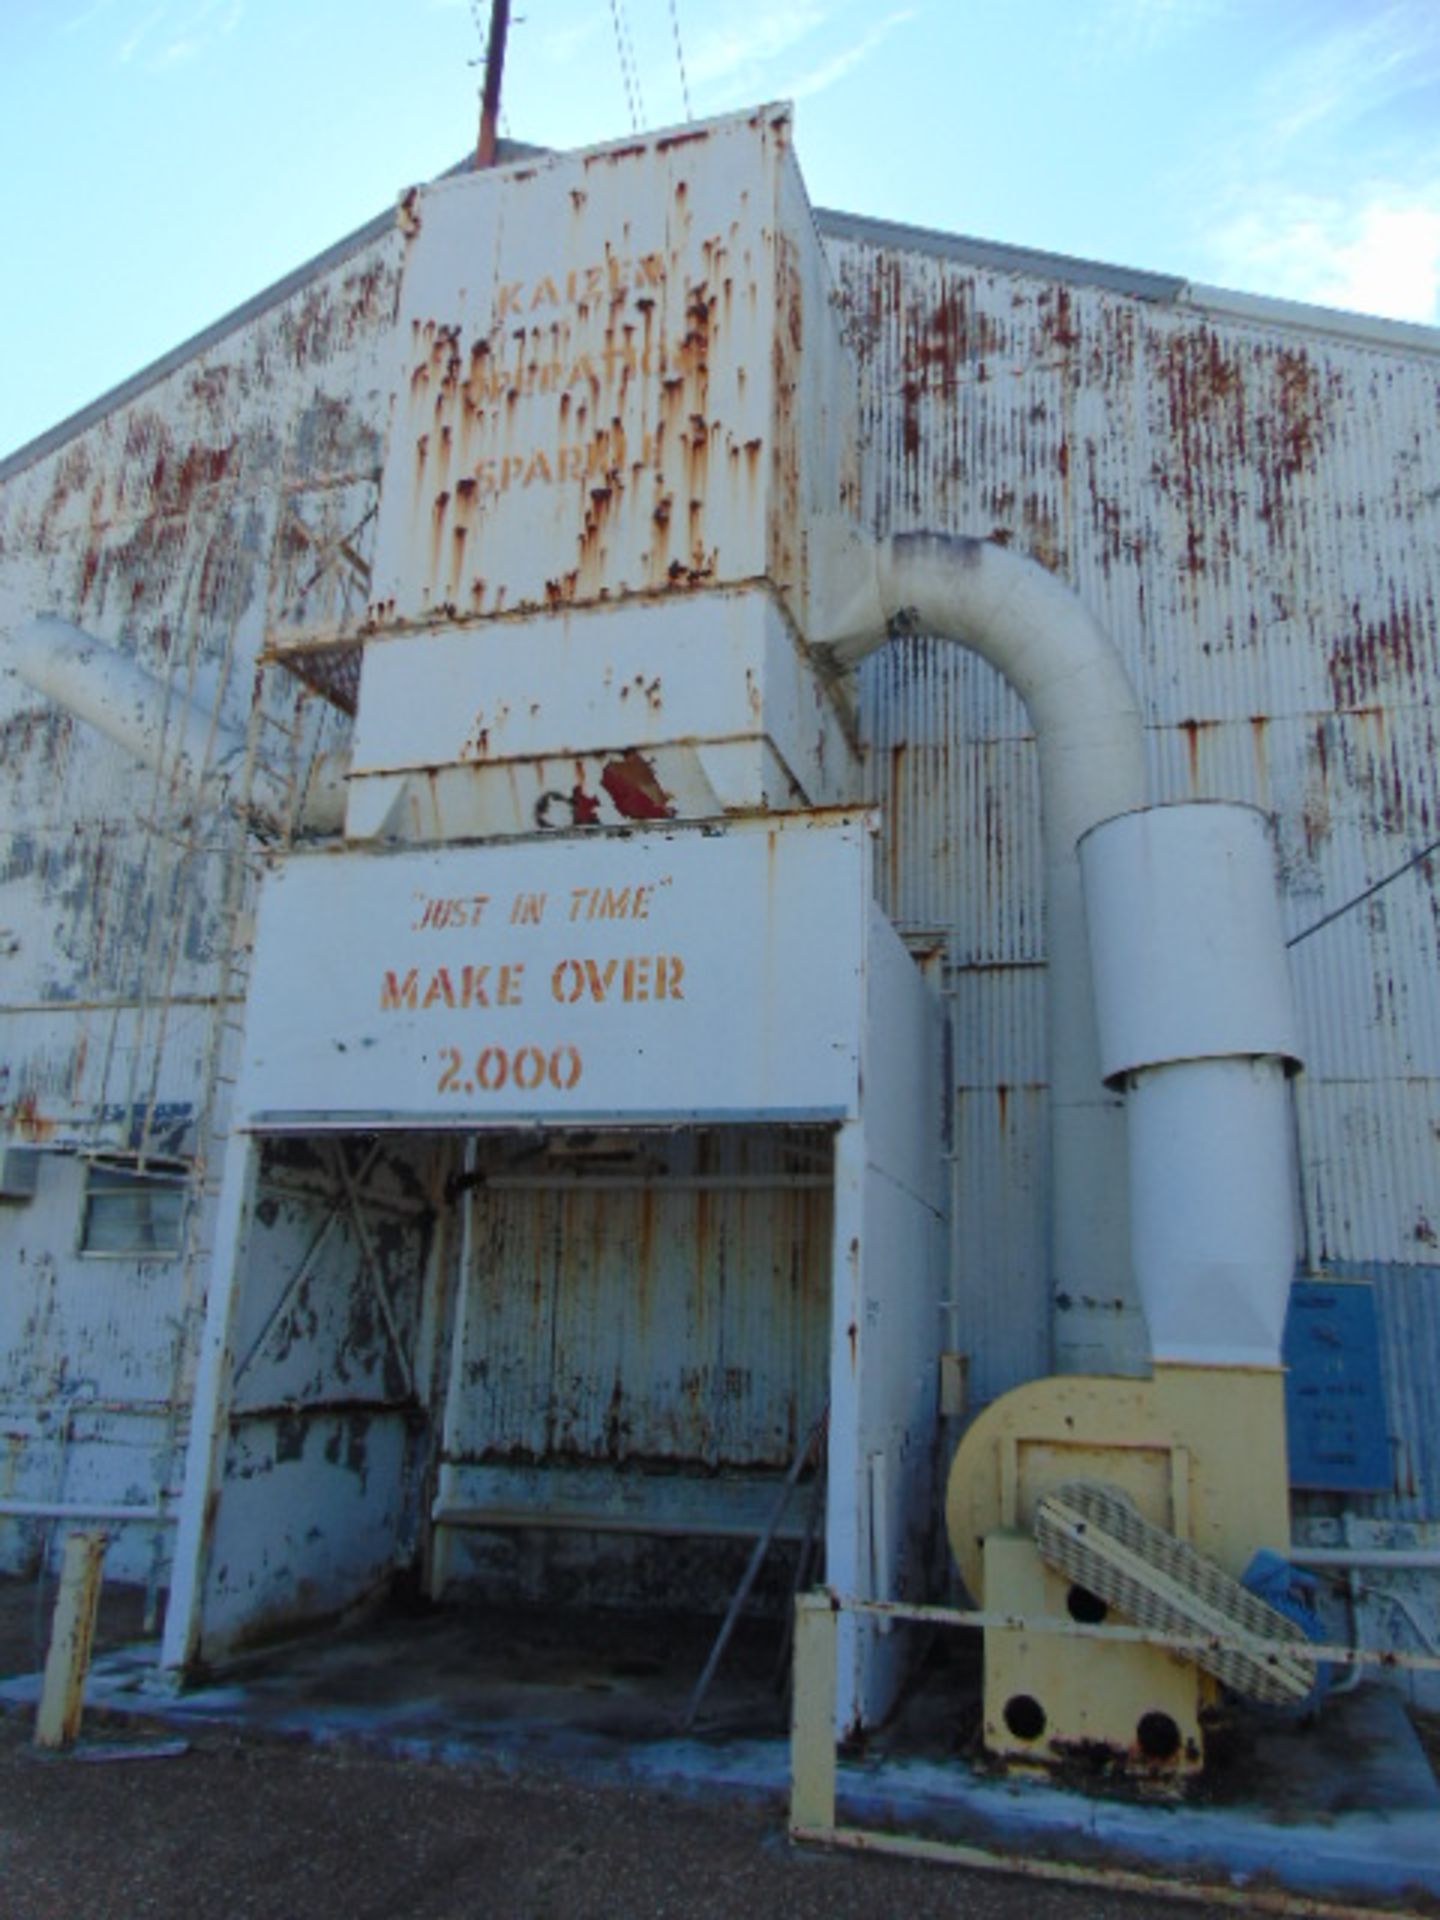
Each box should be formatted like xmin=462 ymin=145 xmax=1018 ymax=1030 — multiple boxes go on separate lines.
xmin=608 ymin=0 xmax=645 ymax=132
xmin=607 ymin=0 xmax=637 ymax=131
xmin=1286 ymin=833 xmax=1440 ymax=948
xmin=623 ymin=0 xmax=648 ymax=130
xmin=667 ymin=0 xmax=692 ymax=121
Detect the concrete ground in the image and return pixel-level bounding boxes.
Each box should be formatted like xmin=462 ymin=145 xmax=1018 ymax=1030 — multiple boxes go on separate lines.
xmin=2 ymin=1575 xmax=1437 ymax=1919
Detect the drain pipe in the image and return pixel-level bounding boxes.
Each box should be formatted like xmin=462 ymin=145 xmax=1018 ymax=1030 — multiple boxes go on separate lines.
xmin=4 ymin=614 xmax=346 ymax=836
xmin=820 ymin=532 xmax=1148 ymax=1374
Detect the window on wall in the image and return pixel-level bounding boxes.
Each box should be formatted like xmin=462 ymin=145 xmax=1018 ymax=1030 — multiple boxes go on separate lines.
xmin=79 ymin=1158 xmax=189 ymax=1258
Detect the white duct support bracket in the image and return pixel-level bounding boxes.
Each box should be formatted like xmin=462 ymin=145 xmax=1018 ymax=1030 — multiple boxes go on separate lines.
xmin=1079 ymin=802 xmax=1303 ymax=1370
xmin=817 ymin=532 xmax=1149 ymax=1373
xmin=4 ymin=615 xmax=346 ymax=836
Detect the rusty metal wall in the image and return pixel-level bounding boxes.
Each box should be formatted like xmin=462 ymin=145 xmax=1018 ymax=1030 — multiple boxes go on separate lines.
xmin=0 ymin=225 xmax=404 ymax=1577
xmin=0 ymin=227 xmax=401 ymax=1143
xmin=828 ymin=217 xmax=1440 ymax=1504
xmin=447 ymin=1128 xmax=832 ymax=1474
xmin=2 ymin=168 xmax=1439 ymax=1580
xmin=431 ymin=1124 xmax=832 ymax=1613
xmin=197 ymin=1134 xmax=438 ymax=1659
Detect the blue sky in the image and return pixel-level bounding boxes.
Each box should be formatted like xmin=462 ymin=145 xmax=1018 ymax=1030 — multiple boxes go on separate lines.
xmin=3 ymin=0 xmax=1438 ymax=459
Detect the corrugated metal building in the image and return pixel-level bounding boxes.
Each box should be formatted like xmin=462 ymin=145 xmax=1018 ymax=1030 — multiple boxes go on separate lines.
xmin=1 ymin=112 xmax=1436 ymax=1694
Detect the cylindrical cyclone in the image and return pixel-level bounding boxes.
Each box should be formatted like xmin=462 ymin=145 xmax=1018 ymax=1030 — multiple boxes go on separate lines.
xmin=1079 ymin=801 xmax=1301 ymax=1087
xmin=1080 ymin=800 xmax=1303 ymax=1370
xmin=1128 ymin=1056 xmax=1296 ymax=1366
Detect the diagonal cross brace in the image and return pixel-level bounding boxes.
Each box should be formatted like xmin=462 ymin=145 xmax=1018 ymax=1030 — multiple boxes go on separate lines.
xmin=230 ymin=1138 xmax=387 ymax=1388
xmin=330 ymin=1138 xmax=416 ymax=1400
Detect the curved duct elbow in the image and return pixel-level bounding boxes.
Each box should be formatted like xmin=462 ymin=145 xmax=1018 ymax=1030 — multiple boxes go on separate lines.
xmin=820 ymin=531 xmax=1147 ymax=849
xmin=827 ymin=533 xmax=1141 ymax=732
xmin=5 ymin=615 xmax=347 ymax=837
xmin=816 ymin=532 xmax=1148 ymax=1373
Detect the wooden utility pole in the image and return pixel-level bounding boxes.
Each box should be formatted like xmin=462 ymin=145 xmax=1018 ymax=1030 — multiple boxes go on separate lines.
xmin=476 ymin=0 xmax=511 ymax=169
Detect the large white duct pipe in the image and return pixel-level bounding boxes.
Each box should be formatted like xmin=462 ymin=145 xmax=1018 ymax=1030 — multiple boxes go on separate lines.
xmin=820 ymin=532 xmax=1148 ymax=1373
xmin=1079 ymin=801 xmax=1303 ymax=1369
xmin=5 ymin=615 xmax=346 ymax=836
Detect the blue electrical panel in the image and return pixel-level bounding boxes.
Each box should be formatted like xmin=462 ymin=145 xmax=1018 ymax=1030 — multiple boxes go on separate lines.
xmin=1283 ymin=1279 xmax=1391 ymax=1493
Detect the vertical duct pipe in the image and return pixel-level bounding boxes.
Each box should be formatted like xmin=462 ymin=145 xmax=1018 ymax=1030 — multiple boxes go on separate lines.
xmin=4 ymin=614 xmax=347 ymax=835
xmin=820 ymin=532 xmax=1148 ymax=1375
xmin=1078 ymin=801 xmax=1303 ymax=1369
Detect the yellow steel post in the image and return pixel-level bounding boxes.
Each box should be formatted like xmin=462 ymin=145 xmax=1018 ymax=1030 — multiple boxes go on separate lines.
xmin=790 ymin=1592 xmax=837 ymax=1835
xmin=34 ymin=1529 xmax=107 ymax=1750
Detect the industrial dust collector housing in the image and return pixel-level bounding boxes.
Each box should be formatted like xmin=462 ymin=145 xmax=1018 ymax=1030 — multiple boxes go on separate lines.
xmin=317 ymin=106 xmax=868 ymax=842
xmin=159 ymin=113 xmax=947 ymax=1742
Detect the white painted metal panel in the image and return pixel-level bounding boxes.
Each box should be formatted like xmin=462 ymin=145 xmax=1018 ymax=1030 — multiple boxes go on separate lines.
xmin=1080 ymin=802 xmax=1301 ymax=1083
xmin=1129 ymin=1057 xmax=1296 ymax=1367
xmin=344 ymin=587 xmax=860 ymax=838
xmin=237 ymin=815 xmax=873 ymax=1128
xmin=827 ymin=905 xmax=946 ymax=1730
xmin=196 ymin=1411 xmax=411 ymax=1657
xmin=367 ymin=108 xmax=860 ymax=644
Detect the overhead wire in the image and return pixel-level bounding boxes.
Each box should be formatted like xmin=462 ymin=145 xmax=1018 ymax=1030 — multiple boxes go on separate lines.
xmin=1286 ymin=833 xmax=1440 ymax=948
xmin=621 ymin=0 xmax=647 ymax=127
xmin=608 ymin=0 xmax=644 ymax=132
xmin=667 ymin=0 xmax=693 ymax=121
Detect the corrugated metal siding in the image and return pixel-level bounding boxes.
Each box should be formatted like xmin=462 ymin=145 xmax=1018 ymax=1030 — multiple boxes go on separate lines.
xmin=0 ymin=180 xmax=1436 ymax=1557
xmin=0 ymin=227 xmax=402 ymax=1574
xmin=0 ymin=228 xmax=402 ymax=1146
xmin=833 ymin=231 xmax=1440 ymax=1487
xmin=446 ymin=1129 xmax=832 ymax=1473
xmin=855 ymin=638 xmax=1047 ymax=1411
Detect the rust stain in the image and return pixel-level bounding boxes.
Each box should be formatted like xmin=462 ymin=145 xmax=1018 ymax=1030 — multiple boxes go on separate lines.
xmin=600 ymin=750 xmax=674 ymax=821
xmin=902 ymin=279 xmax=1003 ymax=395
xmin=7 ymin=1092 xmax=54 ymax=1143
xmin=585 ymin=143 xmax=647 ymax=171
xmin=1038 ymin=284 xmax=1080 ymax=352
xmin=1177 ymin=716 xmax=1217 ymax=790
xmin=1327 ymin=599 xmax=1421 ymax=710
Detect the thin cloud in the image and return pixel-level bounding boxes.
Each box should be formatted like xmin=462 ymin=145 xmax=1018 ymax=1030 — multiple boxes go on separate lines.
xmin=154 ymin=35 xmax=200 ymax=67
xmin=784 ymin=9 xmax=916 ymax=102
xmin=113 ymin=0 xmax=243 ymax=71
xmin=1177 ymin=1 xmax=1440 ymax=322
xmin=63 ymin=0 xmax=117 ymax=34
xmin=117 ymin=4 xmax=163 ymax=63
xmin=1206 ymin=182 xmax=1440 ymax=325
xmin=1076 ymin=0 xmax=1232 ymax=63
xmin=685 ymin=5 xmax=831 ymax=90
xmin=1259 ymin=3 xmax=1440 ymax=150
